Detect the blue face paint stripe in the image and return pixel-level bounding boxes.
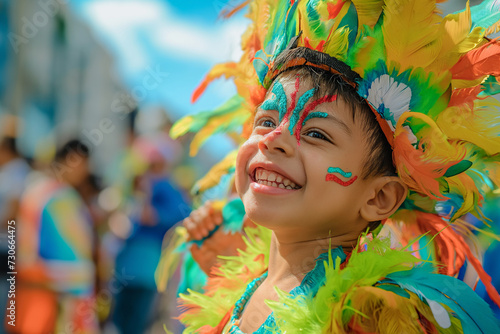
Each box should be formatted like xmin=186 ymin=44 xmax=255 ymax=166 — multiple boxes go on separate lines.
xmin=288 ymin=87 xmax=316 ymax=134
xmin=302 ymin=111 xmax=328 ymax=126
xmin=261 ymin=81 xmax=288 ymax=123
xmin=327 ymin=167 xmax=352 ymax=178
xmin=260 ymin=97 xmax=278 ymax=111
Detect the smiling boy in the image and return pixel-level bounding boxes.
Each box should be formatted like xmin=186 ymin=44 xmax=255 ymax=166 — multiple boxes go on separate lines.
xmin=173 ymin=0 xmax=500 ymax=333
xmin=232 ymin=66 xmax=411 ymax=332
xmin=236 ymin=67 xmax=403 ymax=245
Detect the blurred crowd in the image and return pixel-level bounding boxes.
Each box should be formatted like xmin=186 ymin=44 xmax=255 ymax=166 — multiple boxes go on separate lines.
xmin=0 ymin=111 xmax=192 ymax=334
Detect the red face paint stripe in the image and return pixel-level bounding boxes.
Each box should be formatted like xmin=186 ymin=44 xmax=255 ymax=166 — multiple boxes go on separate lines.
xmin=263 ymin=127 xmax=282 ymax=142
xmin=294 ymin=95 xmax=337 ymax=142
xmin=276 ymin=76 xmax=300 ymax=132
xmin=326 ymin=174 xmax=358 ymax=186
xmin=288 ymin=76 xmax=300 ymax=114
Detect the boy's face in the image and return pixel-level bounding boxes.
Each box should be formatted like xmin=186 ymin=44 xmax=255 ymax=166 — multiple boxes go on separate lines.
xmin=235 ymin=72 xmax=375 ymax=241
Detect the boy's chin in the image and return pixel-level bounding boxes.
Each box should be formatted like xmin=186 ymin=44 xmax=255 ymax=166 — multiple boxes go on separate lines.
xmin=245 ymin=205 xmax=299 ymax=229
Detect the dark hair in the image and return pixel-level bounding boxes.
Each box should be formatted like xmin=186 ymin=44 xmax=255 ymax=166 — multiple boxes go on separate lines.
xmin=55 ymin=139 xmax=90 ymax=162
xmin=0 ymin=137 xmax=18 ymax=155
xmin=272 ymin=66 xmax=395 ymax=231
xmin=272 ymin=65 xmax=395 ymax=180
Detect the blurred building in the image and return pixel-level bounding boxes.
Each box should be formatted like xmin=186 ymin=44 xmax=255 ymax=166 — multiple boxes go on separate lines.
xmin=1 ymin=0 xmax=132 ymax=171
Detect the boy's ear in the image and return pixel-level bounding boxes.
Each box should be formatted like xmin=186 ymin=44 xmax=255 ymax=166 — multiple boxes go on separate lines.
xmin=360 ymin=176 xmax=407 ymax=222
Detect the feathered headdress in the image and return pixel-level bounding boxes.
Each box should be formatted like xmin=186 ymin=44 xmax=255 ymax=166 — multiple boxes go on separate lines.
xmin=171 ymin=0 xmax=500 ymax=305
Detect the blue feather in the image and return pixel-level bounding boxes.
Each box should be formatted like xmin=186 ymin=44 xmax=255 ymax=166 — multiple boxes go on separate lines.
xmin=468 ymin=0 xmax=500 ymax=32
xmin=380 ymin=266 xmax=500 ymax=333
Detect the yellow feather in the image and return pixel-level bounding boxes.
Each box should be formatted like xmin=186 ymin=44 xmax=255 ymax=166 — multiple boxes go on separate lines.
xmin=454 ymin=27 xmax=486 ymax=54
xmin=297 ymin=0 xmax=315 ymax=44
xmin=170 ymin=115 xmax=195 ymax=139
xmin=192 ymin=150 xmax=238 ymax=195
xmin=322 ymin=26 xmax=350 ymax=61
xmin=441 ymin=2 xmax=472 ymax=52
xmin=349 ymin=287 xmax=464 ymax=334
xmin=452 ymin=76 xmax=488 ymax=89
xmin=330 ymin=1 xmax=355 ymax=32
xmin=349 ymin=287 xmax=424 ymax=334
xmin=351 ymin=0 xmax=384 ymax=28
xmin=155 ymin=226 xmax=188 ymax=292
xmin=188 ymin=106 xmax=249 ymax=156
xmin=427 ymin=2 xmax=486 ymax=74
xmin=425 ymin=3 xmax=472 ymax=73
xmin=383 ymin=0 xmax=442 ymax=72
xmin=436 ymin=99 xmax=500 ymax=156
xmin=447 ymin=173 xmax=480 ymax=220
xmin=485 ymin=23 xmax=500 ymax=35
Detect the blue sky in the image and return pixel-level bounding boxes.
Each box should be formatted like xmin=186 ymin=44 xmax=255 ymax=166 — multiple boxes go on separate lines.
xmin=69 ymin=0 xmax=477 ymax=122
xmin=71 ymin=0 xmax=249 ymax=121
xmin=66 ymin=0 xmax=496 ymax=162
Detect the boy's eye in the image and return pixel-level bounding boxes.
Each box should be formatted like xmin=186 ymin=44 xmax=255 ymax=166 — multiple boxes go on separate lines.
xmin=262 ymin=120 xmax=276 ymax=128
xmin=305 ymin=130 xmax=331 ymax=142
xmin=255 ymin=118 xmax=276 ymax=128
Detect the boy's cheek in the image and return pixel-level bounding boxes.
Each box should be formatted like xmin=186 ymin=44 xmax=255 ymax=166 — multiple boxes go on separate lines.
xmin=234 ymin=141 xmax=255 ymax=196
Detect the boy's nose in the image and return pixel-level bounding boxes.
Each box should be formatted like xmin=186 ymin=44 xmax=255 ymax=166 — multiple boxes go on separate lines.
xmin=258 ymin=126 xmax=295 ymax=156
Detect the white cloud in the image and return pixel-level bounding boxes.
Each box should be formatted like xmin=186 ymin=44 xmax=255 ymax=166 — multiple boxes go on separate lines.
xmin=82 ymin=1 xmax=166 ymax=72
xmin=82 ymin=0 xmax=248 ymax=70
xmin=84 ymin=1 xmax=163 ymax=27
xmin=152 ymin=14 xmax=247 ymax=63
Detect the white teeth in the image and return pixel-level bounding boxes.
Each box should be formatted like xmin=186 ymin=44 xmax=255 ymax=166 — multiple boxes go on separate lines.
xmin=254 ymin=168 xmax=300 ymax=189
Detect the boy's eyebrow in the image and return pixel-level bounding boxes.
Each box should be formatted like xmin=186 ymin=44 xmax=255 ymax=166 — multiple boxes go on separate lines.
xmin=322 ymin=114 xmax=351 ymax=136
xmin=256 ymin=108 xmax=351 ymax=135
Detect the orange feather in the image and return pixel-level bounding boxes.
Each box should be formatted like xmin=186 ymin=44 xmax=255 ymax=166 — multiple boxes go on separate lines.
xmin=191 ymin=63 xmax=238 ymax=103
xmin=451 ymin=39 xmax=500 ymax=80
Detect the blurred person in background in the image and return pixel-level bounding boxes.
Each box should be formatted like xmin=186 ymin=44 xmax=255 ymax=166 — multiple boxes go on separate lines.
xmin=10 ymin=139 xmax=98 ymax=334
xmin=0 ymin=137 xmax=31 ymax=221
xmin=77 ymin=173 xmax=114 ymax=328
xmin=110 ymin=134 xmax=190 ymax=334
xmin=0 ymin=116 xmax=31 ymax=334
xmin=0 ymin=114 xmax=31 ymax=224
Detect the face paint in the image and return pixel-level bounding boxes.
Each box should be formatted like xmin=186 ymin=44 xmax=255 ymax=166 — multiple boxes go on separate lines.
xmin=326 ymin=167 xmax=358 ymax=186
xmin=301 ymin=111 xmax=328 ymax=126
xmin=261 ymin=80 xmax=288 ymax=123
xmin=261 ymin=76 xmax=302 ymax=138
xmin=260 ymin=76 xmax=337 ymax=144
xmin=294 ymin=95 xmax=337 ymax=143
xmin=262 ymin=127 xmax=282 ymax=142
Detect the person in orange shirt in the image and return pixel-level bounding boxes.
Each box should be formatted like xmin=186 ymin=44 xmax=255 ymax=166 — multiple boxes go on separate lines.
xmin=11 ymin=140 xmax=98 ymax=334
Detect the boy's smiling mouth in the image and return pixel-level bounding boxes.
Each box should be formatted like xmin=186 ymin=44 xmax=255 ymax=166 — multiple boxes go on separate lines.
xmin=250 ymin=165 xmax=303 ymax=191
xmin=255 ymin=168 xmax=301 ymax=190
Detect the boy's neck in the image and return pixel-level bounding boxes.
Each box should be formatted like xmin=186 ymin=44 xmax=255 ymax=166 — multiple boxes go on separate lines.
xmin=265 ymin=230 xmax=360 ymax=289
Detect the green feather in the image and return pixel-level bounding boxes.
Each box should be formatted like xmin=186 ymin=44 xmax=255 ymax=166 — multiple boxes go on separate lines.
xmin=443 ymin=160 xmax=473 ymax=177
